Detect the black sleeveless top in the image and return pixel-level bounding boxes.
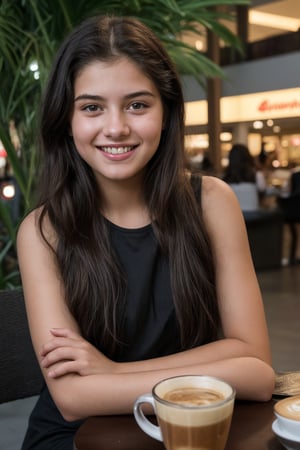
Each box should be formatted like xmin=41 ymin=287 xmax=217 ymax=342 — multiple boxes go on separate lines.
xmin=110 ymin=221 xmax=181 ymax=362
xmin=22 ymin=210 xmax=197 ymax=448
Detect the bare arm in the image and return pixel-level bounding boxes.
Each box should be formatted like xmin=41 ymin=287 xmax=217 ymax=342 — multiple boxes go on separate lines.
xmin=17 ymin=180 xmax=274 ymax=421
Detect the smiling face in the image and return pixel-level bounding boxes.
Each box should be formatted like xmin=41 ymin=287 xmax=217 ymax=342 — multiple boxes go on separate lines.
xmin=70 ymin=57 xmax=164 ymax=187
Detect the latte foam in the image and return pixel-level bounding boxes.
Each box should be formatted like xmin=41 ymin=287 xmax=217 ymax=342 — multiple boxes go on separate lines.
xmin=163 ymin=387 xmax=224 ymax=406
xmin=275 ymin=396 xmax=300 ymax=421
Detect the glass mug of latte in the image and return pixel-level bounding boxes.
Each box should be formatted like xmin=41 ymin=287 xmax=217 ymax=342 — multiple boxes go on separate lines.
xmin=133 ymin=375 xmax=235 ymax=450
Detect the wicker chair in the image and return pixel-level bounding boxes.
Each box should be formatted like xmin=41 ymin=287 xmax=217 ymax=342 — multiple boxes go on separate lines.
xmin=274 ymin=371 xmax=300 ymax=398
xmin=0 ymin=289 xmax=43 ymax=404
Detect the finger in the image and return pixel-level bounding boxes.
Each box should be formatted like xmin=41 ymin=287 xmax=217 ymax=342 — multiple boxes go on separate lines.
xmin=47 ymin=360 xmax=80 ymax=378
xmin=41 ymin=346 xmax=79 ymax=368
xmin=40 ymin=337 xmax=74 ymax=357
xmin=40 ymin=330 xmax=86 ymax=356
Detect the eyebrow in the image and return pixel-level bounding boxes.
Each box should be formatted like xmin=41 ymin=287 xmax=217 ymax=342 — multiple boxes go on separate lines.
xmin=74 ymin=91 xmax=155 ymax=102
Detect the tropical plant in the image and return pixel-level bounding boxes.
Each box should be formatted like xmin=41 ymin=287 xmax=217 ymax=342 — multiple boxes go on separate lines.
xmin=0 ymin=0 xmax=249 ymax=288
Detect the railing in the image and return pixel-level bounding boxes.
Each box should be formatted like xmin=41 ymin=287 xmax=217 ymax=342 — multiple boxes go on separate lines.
xmin=220 ymin=29 xmax=300 ymax=66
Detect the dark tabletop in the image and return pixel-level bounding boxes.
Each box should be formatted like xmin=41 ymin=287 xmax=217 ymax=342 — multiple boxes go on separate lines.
xmin=74 ymin=399 xmax=284 ymax=450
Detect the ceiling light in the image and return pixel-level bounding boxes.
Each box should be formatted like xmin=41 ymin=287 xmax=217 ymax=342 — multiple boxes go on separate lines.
xmin=220 ymin=132 xmax=232 ymax=142
xmin=195 ymin=40 xmax=204 ymax=51
xmin=253 ymin=120 xmax=263 ymax=129
xmin=249 ymin=10 xmax=300 ymax=32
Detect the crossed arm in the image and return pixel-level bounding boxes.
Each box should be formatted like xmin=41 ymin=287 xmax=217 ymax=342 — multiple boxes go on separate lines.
xmin=17 ymin=177 xmax=275 ymax=422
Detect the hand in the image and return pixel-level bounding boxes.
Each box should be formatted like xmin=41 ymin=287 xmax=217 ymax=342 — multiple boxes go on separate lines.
xmin=40 ymin=328 xmax=116 ymax=378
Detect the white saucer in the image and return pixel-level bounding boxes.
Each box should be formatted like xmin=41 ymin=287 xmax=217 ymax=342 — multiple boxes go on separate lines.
xmin=272 ymin=419 xmax=300 ymax=450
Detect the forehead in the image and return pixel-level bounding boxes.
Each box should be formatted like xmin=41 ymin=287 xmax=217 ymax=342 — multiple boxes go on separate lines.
xmin=74 ymin=57 xmax=159 ymax=96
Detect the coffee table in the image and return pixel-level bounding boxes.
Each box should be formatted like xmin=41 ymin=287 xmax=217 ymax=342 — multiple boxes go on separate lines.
xmin=74 ymin=399 xmax=284 ymax=449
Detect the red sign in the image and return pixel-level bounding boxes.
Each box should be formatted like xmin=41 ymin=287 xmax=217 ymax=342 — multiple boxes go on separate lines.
xmin=258 ymin=99 xmax=300 ymax=112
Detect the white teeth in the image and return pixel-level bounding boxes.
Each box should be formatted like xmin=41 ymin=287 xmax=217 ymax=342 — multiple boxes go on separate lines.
xmin=101 ymin=146 xmax=133 ymax=154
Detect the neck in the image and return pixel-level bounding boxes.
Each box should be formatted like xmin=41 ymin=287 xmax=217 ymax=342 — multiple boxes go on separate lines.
xmin=99 ymin=175 xmax=150 ymax=229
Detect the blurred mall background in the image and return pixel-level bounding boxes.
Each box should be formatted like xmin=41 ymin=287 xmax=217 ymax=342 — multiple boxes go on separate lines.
xmin=183 ymin=0 xmax=300 ymax=193
xmin=1 ymin=0 xmax=299 ymax=200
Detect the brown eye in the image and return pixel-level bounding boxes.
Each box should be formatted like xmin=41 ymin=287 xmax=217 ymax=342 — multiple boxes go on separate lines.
xmin=82 ymin=104 xmax=102 ymax=113
xmin=129 ymin=102 xmax=147 ymax=111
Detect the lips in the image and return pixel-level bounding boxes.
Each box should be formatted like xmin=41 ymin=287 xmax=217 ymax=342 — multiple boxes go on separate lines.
xmin=99 ymin=146 xmax=135 ymax=155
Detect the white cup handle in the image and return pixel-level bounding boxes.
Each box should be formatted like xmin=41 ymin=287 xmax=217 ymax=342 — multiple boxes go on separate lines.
xmin=133 ymin=393 xmax=163 ymax=441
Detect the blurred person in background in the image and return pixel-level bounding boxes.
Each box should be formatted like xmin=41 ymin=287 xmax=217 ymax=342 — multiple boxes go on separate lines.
xmin=223 ymin=143 xmax=266 ymax=211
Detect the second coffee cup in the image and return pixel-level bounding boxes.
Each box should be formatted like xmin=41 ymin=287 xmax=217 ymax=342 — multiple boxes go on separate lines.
xmin=133 ymin=375 xmax=235 ymax=450
xmin=274 ymin=395 xmax=300 ymax=438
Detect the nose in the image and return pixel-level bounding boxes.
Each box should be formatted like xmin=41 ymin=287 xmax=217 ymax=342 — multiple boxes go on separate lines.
xmin=103 ymin=110 xmax=130 ymax=138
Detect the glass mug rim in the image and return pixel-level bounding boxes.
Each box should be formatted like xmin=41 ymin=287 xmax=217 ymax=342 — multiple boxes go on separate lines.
xmin=152 ymin=374 xmax=236 ymax=410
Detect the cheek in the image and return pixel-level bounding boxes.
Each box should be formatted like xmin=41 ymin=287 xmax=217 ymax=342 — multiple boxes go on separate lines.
xmin=71 ymin=118 xmax=96 ymax=145
xmin=142 ymin=115 xmax=164 ymax=142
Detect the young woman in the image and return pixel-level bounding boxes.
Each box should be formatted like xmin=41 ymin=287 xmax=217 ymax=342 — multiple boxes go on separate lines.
xmin=17 ymin=15 xmax=275 ymax=449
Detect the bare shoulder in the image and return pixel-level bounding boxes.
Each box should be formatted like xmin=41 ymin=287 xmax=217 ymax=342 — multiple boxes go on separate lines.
xmin=200 ymin=175 xmax=256 ymax=290
xmin=17 ymin=208 xmax=39 ymax=233
xmin=202 ymin=175 xmax=235 ymax=197
xmin=17 ymin=208 xmax=63 ymax=314
xmin=200 ymin=175 xmax=246 ymax=242
xmin=17 ymin=207 xmax=55 ymax=249
xmin=201 ymin=175 xmax=240 ymax=215
xmin=16 ymin=209 xmax=58 ymax=279
xmin=17 ymin=208 xmax=40 ymax=247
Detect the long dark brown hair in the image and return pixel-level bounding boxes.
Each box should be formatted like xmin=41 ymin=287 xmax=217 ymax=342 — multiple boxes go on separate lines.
xmin=37 ymin=15 xmax=219 ymax=357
